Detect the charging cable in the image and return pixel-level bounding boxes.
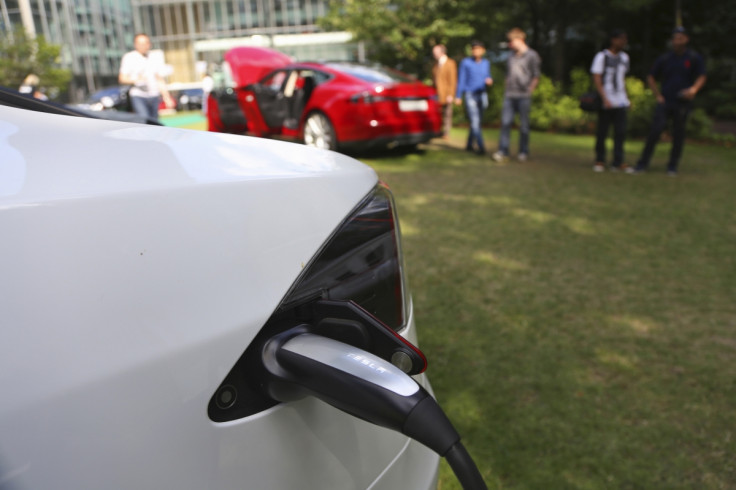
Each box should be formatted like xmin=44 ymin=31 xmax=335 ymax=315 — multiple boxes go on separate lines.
xmin=261 ymin=330 xmax=487 ymax=490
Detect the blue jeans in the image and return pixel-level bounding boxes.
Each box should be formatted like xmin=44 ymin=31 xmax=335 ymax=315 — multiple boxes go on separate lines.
xmin=637 ymin=102 xmax=691 ymax=171
xmin=595 ymin=107 xmax=628 ymax=167
xmin=499 ymin=97 xmax=531 ymax=156
xmin=464 ymin=91 xmax=488 ymax=153
xmin=130 ymin=95 xmax=160 ymax=121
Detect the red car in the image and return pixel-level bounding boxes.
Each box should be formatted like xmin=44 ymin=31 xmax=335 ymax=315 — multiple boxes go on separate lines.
xmin=207 ymin=47 xmax=442 ymax=152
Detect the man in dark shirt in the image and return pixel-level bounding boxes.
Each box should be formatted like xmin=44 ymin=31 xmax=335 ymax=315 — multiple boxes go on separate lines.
xmin=629 ymin=27 xmax=706 ymax=176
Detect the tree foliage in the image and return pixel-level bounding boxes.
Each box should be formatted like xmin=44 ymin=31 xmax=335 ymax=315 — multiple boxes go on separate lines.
xmin=319 ymin=0 xmax=474 ymax=74
xmin=0 ymin=27 xmax=71 ymax=99
xmin=321 ymin=0 xmax=733 ymax=86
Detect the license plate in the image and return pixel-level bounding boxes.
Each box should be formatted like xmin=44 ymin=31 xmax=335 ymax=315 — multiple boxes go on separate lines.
xmin=398 ymin=99 xmax=428 ymax=112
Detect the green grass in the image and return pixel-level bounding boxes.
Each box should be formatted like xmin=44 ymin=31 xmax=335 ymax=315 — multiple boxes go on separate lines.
xmin=160 ymin=110 xmax=207 ymax=130
xmin=361 ymin=130 xmax=736 ymax=489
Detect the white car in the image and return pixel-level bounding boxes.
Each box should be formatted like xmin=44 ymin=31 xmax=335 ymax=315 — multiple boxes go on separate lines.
xmin=0 ymin=90 xmax=484 ymax=489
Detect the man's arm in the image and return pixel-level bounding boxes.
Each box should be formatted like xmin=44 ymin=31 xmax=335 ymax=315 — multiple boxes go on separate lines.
xmin=156 ymin=74 xmax=175 ymax=108
xmin=448 ymin=61 xmax=458 ymax=104
xmin=593 ymin=74 xmax=612 ymax=108
xmin=528 ymin=52 xmax=541 ymax=94
xmin=454 ymin=60 xmax=465 ymax=105
xmin=528 ymin=77 xmax=539 ymax=94
xmin=118 ymin=54 xmax=138 ymax=85
xmin=680 ymin=74 xmax=707 ymax=100
xmin=647 ymin=74 xmax=664 ymax=104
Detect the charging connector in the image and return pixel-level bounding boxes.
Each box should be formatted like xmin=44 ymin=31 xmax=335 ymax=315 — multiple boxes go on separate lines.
xmin=261 ymin=330 xmax=487 ymax=489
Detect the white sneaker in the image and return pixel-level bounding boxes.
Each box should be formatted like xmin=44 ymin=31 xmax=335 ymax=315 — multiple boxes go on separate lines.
xmin=593 ymin=163 xmax=605 ymax=172
xmin=492 ymin=151 xmax=508 ymax=162
xmin=517 ymin=153 xmax=528 ymax=162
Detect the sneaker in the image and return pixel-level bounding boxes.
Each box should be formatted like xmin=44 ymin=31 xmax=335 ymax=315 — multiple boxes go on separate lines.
xmin=593 ymin=163 xmax=605 ymax=172
xmin=517 ymin=153 xmax=528 ymax=162
xmin=667 ymin=170 xmax=678 ymax=177
xmin=610 ymin=164 xmax=629 ymax=173
xmin=626 ymin=167 xmax=643 ymax=175
xmin=492 ymin=151 xmax=509 ymax=162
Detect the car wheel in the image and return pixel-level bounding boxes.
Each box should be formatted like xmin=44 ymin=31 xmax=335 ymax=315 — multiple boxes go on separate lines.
xmin=303 ymin=112 xmax=337 ymax=151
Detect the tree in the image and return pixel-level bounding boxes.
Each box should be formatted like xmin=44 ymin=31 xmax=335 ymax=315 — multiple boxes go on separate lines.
xmin=0 ymin=27 xmax=71 ymax=99
xmin=319 ymin=0 xmax=474 ymax=76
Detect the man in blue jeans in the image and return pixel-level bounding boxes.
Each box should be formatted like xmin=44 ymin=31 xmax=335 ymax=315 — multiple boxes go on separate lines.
xmin=628 ymin=27 xmax=706 ymax=176
xmin=455 ymin=41 xmax=493 ymax=155
xmin=493 ymin=28 xmax=541 ymax=163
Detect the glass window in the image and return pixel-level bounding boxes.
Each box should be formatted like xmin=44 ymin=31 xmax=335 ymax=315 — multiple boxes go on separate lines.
xmin=261 ymin=70 xmax=287 ymax=91
xmin=325 ymin=63 xmax=415 ymax=83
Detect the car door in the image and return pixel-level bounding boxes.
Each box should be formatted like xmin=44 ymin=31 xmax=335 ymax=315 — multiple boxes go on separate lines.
xmin=251 ymin=69 xmax=290 ymax=130
xmin=209 ymin=86 xmax=248 ymax=133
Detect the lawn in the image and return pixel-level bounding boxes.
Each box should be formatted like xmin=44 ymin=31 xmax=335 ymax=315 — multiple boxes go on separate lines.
xmin=360 ymin=130 xmax=736 ymax=489
xmin=167 ymin=114 xmax=734 ymax=487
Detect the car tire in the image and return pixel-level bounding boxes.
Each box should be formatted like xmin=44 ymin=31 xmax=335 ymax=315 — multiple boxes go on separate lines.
xmin=303 ymin=112 xmax=337 ymax=151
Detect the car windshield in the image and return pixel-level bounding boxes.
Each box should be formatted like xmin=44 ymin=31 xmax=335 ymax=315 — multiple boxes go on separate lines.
xmin=325 ymin=63 xmax=416 ymax=84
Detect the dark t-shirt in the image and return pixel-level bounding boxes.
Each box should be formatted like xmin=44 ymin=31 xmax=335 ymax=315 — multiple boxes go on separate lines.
xmin=650 ymin=49 xmax=706 ymax=103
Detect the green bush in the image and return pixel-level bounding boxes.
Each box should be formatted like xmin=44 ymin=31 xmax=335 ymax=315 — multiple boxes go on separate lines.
xmin=700 ymin=82 xmax=736 ymax=120
xmin=626 ymin=77 xmax=657 ymax=137
xmin=687 ymin=108 xmax=714 ymax=140
xmin=569 ymin=67 xmax=591 ymax=100
xmin=530 ymin=75 xmax=591 ymax=133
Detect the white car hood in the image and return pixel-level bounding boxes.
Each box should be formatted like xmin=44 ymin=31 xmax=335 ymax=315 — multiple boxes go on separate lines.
xmin=0 ymin=105 xmax=377 ymax=423
xmin=0 ymin=106 xmax=372 ymax=205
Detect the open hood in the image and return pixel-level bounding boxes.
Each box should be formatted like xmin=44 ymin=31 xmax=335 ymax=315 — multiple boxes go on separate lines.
xmin=224 ymin=46 xmax=293 ymax=87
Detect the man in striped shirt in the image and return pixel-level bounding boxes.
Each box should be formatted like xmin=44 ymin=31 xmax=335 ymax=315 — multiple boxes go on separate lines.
xmin=591 ymin=29 xmax=630 ymax=172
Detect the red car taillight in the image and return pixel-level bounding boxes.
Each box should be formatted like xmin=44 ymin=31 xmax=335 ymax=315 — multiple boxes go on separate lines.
xmin=349 ymin=92 xmax=388 ymax=104
xmin=209 ymin=183 xmax=411 ymax=422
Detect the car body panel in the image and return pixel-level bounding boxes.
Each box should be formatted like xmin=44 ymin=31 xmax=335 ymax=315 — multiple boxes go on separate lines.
xmin=224 ymin=46 xmax=293 ymax=88
xmin=0 ymin=106 xmax=439 ymax=488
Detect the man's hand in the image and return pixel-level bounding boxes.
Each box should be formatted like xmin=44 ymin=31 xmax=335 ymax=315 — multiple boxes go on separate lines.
xmin=454 ymin=97 xmax=463 ymax=106
xmin=655 ymin=93 xmax=665 ymax=104
xmin=163 ymin=94 xmax=175 ymax=109
xmin=446 ymin=95 xmax=454 ymax=104
xmin=485 ymin=78 xmax=493 ymax=86
xmin=603 ymin=98 xmax=613 ymax=109
xmin=679 ymin=87 xmax=697 ymax=100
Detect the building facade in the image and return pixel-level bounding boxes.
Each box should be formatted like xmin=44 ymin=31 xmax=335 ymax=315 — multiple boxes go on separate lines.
xmin=1 ymin=0 xmax=135 ymax=99
xmin=131 ymin=0 xmax=359 ymax=84
xmin=2 ymin=0 xmax=356 ymax=99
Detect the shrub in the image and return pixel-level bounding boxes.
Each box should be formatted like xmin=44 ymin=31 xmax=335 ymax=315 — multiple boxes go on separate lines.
xmin=569 ymin=67 xmax=591 ymax=100
xmin=626 ymin=77 xmax=657 ymax=137
xmin=530 ymin=75 xmax=591 ymax=133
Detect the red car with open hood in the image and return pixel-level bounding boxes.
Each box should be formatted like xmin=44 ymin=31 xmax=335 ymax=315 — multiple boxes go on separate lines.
xmin=207 ymin=47 xmax=442 ymax=152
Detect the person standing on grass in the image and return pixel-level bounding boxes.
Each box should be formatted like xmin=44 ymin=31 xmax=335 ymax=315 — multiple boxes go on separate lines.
xmin=592 ymin=29 xmax=631 ymax=173
xmin=119 ymin=33 xmax=175 ymax=121
xmin=432 ymin=44 xmax=458 ymax=139
xmin=628 ymin=26 xmax=706 ymax=176
xmin=455 ymin=40 xmax=493 ymax=155
xmin=492 ymin=28 xmax=541 ymax=163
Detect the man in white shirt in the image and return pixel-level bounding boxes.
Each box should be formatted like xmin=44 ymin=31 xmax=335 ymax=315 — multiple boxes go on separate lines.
xmin=119 ymin=33 xmax=174 ymax=121
xmin=591 ymin=29 xmax=630 ymax=172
